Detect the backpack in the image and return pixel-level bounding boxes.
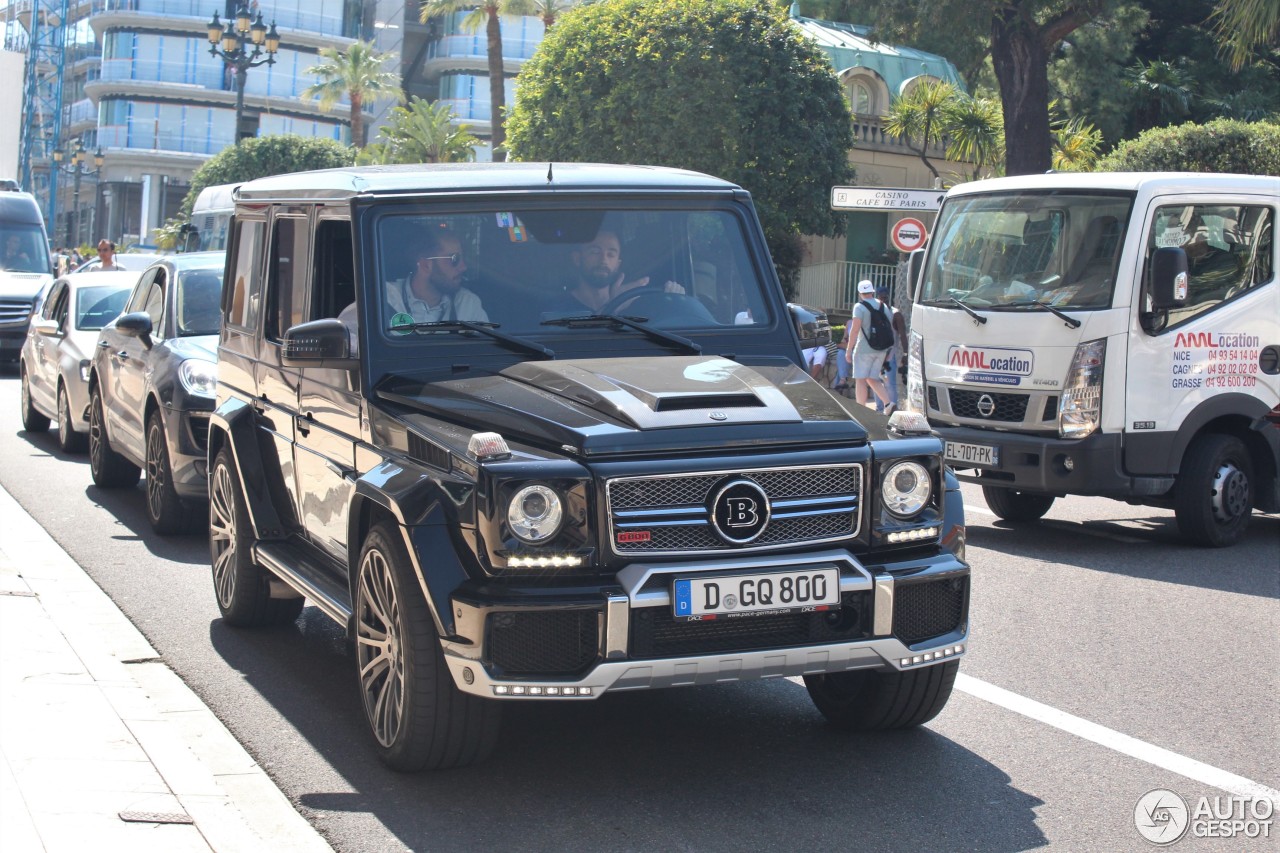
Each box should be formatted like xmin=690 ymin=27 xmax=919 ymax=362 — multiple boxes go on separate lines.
xmin=861 ymin=300 xmax=895 ymax=351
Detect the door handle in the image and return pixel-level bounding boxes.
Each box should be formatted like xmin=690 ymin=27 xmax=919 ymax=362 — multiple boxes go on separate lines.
xmin=97 ymin=340 xmax=110 ymax=349
xmin=115 ymin=350 xmax=129 ymax=360
xmin=295 ymin=414 xmax=311 ymax=437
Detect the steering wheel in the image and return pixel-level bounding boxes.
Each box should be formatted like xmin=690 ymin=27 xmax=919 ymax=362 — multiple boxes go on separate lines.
xmin=599 ymin=289 xmax=715 ymax=326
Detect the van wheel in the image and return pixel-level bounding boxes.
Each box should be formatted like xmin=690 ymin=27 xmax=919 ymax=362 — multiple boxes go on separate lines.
xmin=19 ymin=365 xmax=50 ymax=433
xmin=89 ymin=387 xmax=140 ymax=488
xmin=146 ymin=411 xmax=198 ymax=534
xmin=1174 ymin=433 xmax=1253 ymax=548
xmin=805 ymin=660 xmax=959 ymax=730
xmin=982 ymin=485 xmax=1055 ymax=522
xmin=57 ymin=384 xmax=87 ymax=453
xmin=355 ymin=522 xmax=501 ymax=771
xmin=209 ymin=447 xmax=303 ymax=626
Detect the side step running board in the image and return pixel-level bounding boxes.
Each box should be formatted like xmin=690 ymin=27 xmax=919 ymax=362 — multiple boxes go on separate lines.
xmin=254 ymin=542 xmax=353 ymax=627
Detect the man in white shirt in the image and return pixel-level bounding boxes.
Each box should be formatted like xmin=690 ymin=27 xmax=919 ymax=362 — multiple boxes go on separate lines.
xmin=387 ymin=229 xmax=487 ymax=326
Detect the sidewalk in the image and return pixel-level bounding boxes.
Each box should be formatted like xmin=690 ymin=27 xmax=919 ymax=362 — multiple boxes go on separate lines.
xmin=0 ymin=484 xmax=332 ymax=853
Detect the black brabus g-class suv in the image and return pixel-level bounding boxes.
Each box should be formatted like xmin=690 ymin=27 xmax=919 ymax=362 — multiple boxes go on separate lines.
xmin=207 ymin=163 xmax=969 ymax=770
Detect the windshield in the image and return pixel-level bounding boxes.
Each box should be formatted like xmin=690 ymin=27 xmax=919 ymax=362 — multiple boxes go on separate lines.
xmin=370 ymin=204 xmax=771 ymax=345
xmin=74 ymin=285 xmax=130 ymax=330
xmin=920 ymin=191 xmax=1134 ymax=311
xmin=175 ymin=267 xmax=225 ymax=336
xmin=0 ymin=225 xmax=51 ymax=274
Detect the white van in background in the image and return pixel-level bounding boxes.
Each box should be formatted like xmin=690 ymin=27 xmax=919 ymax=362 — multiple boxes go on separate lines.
xmin=1 ymin=188 xmax=55 ymax=362
xmin=909 ymin=172 xmax=1278 ymax=547
xmin=180 ymin=182 xmax=240 ymax=252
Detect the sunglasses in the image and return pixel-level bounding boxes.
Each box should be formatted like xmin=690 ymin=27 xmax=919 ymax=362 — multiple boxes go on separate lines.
xmin=423 ymin=252 xmax=462 ymax=266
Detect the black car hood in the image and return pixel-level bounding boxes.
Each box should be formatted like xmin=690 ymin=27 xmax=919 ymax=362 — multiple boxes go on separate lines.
xmin=379 ymin=355 xmax=871 ymax=457
xmin=166 ymin=334 xmax=218 ymax=361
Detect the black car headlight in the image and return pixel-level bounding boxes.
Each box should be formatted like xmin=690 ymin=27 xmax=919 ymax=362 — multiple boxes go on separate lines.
xmin=881 ymin=460 xmax=932 ymax=517
xmin=506 ymin=484 xmax=564 ymax=544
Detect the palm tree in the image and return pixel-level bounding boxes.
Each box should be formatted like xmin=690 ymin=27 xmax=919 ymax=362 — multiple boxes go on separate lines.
xmin=1212 ymin=0 xmax=1280 ymax=70
xmin=883 ymin=80 xmax=958 ymax=181
xmin=943 ymin=95 xmax=1004 ymax=181
xmin=420 ymin=0 xmax=536 ymax=161
xmin=357 ymin=98 xmax=480 ymax=165
xmin=302 ymin=40 xmax=403 ymax=149
xmin=1125 ymin=59 xmax=1195 ymax=134
xmin=1051 ymin=116 xmax=1103 ymax=172
xmin=529 ymin=0 xmax=586 ymax=27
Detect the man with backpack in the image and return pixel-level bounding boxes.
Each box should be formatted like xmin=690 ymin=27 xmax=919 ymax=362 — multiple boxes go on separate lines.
xmin=844 ymin=279 xmax=894 ymax=413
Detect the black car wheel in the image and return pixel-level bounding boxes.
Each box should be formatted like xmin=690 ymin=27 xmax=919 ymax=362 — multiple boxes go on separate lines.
xmin=57 ymin=384 xmax=87 ymax=453
xmin=19 ymin=364 xmax=50 ymax=433
xmin=355 ymin=521 xmax=501 ymax=771
xmin=981 ymin=485 xmax=1055 ymax=522
xmin=209 ymin=447 xmax=303 ymax=627
xmin=805 ymin=660 xmax=959 ymax=731
xmin=146 ymin=411 xmax=197 ymax=534
xmin=1174 ymin=433 xmax=1254 ymax=548
xmin=88 ymin=386 xmax=140 ymax=488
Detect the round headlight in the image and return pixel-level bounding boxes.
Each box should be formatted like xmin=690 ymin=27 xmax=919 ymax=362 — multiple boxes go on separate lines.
xmin=178 ymin=358 xmax=218 ymax=398
xmin=507 ymin=485 xmax=563 ymax=544
xmin=881 ymin=461 xmax=932 ymax=517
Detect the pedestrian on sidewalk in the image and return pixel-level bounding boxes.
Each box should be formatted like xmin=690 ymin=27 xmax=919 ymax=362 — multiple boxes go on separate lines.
xmin=844 ymin=279 xmax=894 ymax=412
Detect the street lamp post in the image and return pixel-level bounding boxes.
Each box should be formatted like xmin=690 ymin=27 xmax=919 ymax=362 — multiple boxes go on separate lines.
xmin=51 ymin=140 xmax=105 ymax=248
xmin=206 ymin=6 xmax=280 ymax=144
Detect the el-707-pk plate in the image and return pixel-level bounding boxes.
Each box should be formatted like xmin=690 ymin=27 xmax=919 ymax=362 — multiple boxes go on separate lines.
xmin=673 ymin=567 xmax=841 ymax=622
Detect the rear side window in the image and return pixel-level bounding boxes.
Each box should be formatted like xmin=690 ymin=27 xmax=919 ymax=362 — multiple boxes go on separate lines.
xmin=225 ymin=220 xmax=264 ymax=330
xmin=266 ymin=216 xmax=310 ymax=342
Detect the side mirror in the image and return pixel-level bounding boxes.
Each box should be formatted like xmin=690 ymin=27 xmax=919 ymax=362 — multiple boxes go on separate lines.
xmin=282 ymin=318 xmax=358 ymax=369
xmin=788 ymin=303 xmax=831 ymax=348
xmin=32 ymin=318 xmax=61 ymax=337
xmin=1148 ymin=246 xmax=1189 ymax=311
xmin=115 ymin=311 xmax=154 ymax=348
xmin=908 ymin=248 xmax=928 ymax=302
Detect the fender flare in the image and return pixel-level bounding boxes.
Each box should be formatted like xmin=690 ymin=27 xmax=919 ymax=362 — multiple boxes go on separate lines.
xmin=1171 ymin=393 xmax=1279 ymax=472
xmin=209 ymin=397 xmax=288 ymax=540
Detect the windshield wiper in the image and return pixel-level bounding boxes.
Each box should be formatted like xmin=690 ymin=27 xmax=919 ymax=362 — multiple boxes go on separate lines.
xmin=1000 ymin=300 xmax=1083 ymax=329
xmin=540 ymin=314 xmax=702 ymax=354
xmin=949 ymin=296 xmax=988 ymax=325
xmin=388 ymin=320 xmax=555 ymax=359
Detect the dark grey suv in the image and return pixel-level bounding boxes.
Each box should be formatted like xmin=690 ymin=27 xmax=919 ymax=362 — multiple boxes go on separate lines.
xmin=208 ymin=164 xmax=970 ymax=770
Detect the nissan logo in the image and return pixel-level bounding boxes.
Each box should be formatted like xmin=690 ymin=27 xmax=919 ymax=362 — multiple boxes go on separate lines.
xmin=976 ymin=394 xmax=996 ymax=417
xmin=709 ymin=478 xmax=771 ymax=544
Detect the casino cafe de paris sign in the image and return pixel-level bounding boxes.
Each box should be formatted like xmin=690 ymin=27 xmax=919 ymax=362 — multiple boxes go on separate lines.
xmin=830 ymin=187 xmax=945 ymax=212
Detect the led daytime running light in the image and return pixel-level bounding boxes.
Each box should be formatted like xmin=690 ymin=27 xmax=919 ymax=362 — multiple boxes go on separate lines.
xmin=508 ymin=554 xmax=583 ymax=569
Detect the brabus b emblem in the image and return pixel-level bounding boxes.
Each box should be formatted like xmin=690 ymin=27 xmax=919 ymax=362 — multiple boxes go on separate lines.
xmin=709 ymin=479 xmax=771 ymax=544
xmin=709 ymin=411 xmax=728 ymax=421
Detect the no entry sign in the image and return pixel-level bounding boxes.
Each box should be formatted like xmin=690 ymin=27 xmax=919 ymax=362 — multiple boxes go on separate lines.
xmin=891 ymin=218 xmax=928 ymax=252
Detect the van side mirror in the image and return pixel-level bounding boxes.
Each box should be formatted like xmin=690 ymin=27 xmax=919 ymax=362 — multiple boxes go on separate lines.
xmin=115 ymin=311 xmax=153 ymax=348
xmin=908 ymin=248 xmax=928 ymax=301
xmin=1148 ymin=246 xmax=1188 ymax=311
xmin=282 ymin=318 xmax=358 ymax=369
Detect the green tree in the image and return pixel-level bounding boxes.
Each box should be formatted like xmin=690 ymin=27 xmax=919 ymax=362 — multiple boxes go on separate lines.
xmin=1095 ymin=117 xmax=1280 ymax=174
xmin=884 ymin=81 xmax=1004 ymax=181
xmin=1051 ymin=115 xmax=1104 ymax=170
xmin=356 ymin=98 xmax=480 ymax=164
xmin=420 ymin=0 xmax=537 ymax=161
xmin=301 ymin=40 xmax=403 ymax=148
xmin=884 ymin=80 xmax=957 ymax=181
xmin=506 ymin=0 xmax=853 ymax=288
xmin=180 ymin=135 xmax=355 ymax=217
xmin=1213 ymin=0 xmax=1280 ymax=69
xmin=1125 ymin=58 xmax=1196 ymax=133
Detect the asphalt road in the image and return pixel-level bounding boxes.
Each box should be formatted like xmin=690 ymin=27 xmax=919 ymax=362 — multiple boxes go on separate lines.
xmin=1 ymin=367 xmax=1276 ymax=852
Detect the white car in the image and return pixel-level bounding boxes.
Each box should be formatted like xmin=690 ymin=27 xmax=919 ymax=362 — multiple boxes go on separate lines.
xmin=72 ymin=252 xmax=164 ymax=273
xmin=19 ymin=270 xmax=140 ymax=451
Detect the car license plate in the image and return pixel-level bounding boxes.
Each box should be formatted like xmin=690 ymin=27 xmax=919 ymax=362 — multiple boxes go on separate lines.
xmin=945 ymin=440 xmax=999 ymax=468
xmin=673 ymin=568 xmax=841 ymax=622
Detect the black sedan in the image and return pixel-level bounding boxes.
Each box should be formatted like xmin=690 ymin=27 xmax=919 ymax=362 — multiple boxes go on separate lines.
xmin=88 ymin=253 xmax=224 ymax=534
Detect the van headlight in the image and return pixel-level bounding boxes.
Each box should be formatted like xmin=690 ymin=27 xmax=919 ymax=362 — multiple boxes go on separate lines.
xmin=881 ymin=460 xmax=932 ymax=517
xmin=178 ymin=358 xmax=217 ymax=398
xmin=507 ymin=484 xmax=563 ymax=544
xmin=1059 ymin=338 xmax=1105 ymax=439
xmin=907 ymin=330 xmax=924 ymax=412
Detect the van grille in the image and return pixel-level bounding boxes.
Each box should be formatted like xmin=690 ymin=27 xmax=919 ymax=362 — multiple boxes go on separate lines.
xmin=948 ymin=389 xmax=1028 ymax=422
xmin=0 ymin=298 xmax=34 ymax=325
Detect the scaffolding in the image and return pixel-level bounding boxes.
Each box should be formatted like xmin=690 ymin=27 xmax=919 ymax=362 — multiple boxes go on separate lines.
xmin=16 ymin=0 xmax=70 ymax=232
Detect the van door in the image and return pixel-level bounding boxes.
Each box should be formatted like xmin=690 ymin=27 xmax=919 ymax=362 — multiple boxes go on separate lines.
xmin=292 ymin=213 xmax=360 ymax=563
xmin=255 ymin=210 xmax=311 ymax=528
xmin=1125 ymin=195 xmax=1279 ymax=474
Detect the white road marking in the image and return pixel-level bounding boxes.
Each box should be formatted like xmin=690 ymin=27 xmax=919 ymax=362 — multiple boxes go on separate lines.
xmin=955 ymin=673 xmax=1280 ymax=808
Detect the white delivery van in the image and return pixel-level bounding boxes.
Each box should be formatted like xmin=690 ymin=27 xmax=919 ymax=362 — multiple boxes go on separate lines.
xmin=909 ymin=172 xmax=1278 ymax=546
xmin=179 ymin=182 xmax=239 ymax=252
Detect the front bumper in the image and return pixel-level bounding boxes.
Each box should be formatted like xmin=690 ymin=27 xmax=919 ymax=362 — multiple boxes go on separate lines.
xmin=163 ymin=405 xmax=214 ymax=500
xmin=935 ymin=424 xmax=1172 ymax=497
xmin=0 ymin=322 xmax=30 ymax=361
xmin=441 ymin=548 xmax=969 ymax=700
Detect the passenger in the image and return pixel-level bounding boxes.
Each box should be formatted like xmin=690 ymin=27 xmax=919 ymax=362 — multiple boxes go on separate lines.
xmin=385 ymin=228 xmax=487 ymax=327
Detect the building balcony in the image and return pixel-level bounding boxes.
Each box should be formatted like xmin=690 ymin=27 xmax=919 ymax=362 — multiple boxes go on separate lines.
xmin=852 ymin=113 xmax=950 ymax=158
xmin=89 ymin=0 xmax=360 ymax=40
xmin=98 ymin=121 xmax=233 ymax=156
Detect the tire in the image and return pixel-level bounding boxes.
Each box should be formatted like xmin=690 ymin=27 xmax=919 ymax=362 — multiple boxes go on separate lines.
xmin=209 ymin=447 xmax=303 ymax=627
xmin=804 ymin=660 xmax=959 ymax=731
xmin=982 ymin=485 xmax=1055 ymax=522
xmin=355 ymin=521 xmax=502 ymax=771
xmin=1174 ymin=433 xmax=1253 ymax=548
xmin=57 ymin=384 xmax=87 ymax=453
xmin=88 ymin=386 xmax=140 ymax=488
xmin=145 ymin=411 xmax=198 ymax=534
xmin=19 ymin=365 xmax=50 ymax=433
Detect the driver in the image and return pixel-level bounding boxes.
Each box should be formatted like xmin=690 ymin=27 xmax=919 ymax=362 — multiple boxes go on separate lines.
xmin=545 ymin=230 xmax=682 ymax=316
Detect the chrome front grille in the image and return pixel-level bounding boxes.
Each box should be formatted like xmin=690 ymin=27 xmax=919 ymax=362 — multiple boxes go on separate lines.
xmin=606 ymin=464 xmax=861 ymax=556
xmin=0 ymin=298 xmax=34 ymax=325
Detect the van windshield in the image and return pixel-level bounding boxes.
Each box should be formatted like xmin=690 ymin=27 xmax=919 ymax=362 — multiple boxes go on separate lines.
xmin=919 ymin=191 xmax=1133 ymax=311
xmin=368 ymin=204 xmax=771 ymax=345
xmin=0 ymin=225 xmax=51 ymax=274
